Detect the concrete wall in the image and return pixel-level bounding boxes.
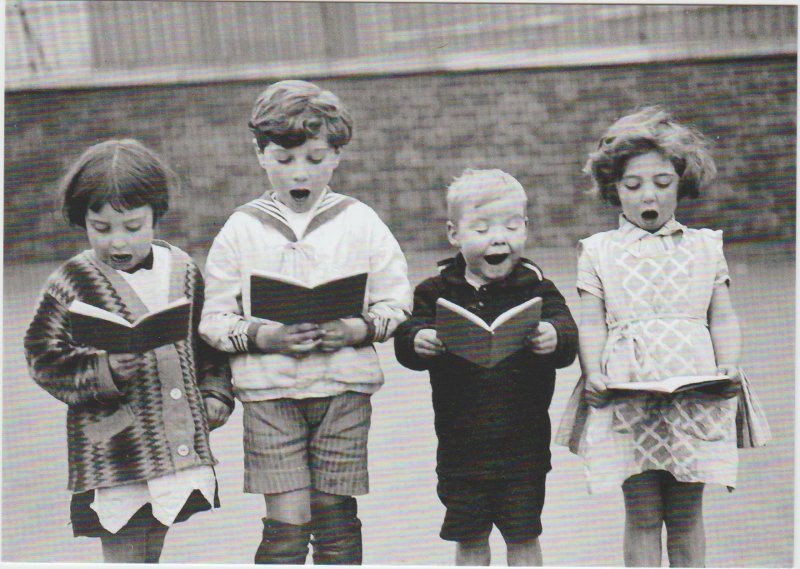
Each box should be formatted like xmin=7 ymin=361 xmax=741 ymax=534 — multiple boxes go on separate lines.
xmin=5 ymin=56 xmax=795 ymax=264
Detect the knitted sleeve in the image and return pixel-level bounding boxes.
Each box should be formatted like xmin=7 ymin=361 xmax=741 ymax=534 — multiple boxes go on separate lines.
xmin=393 ymin=278 xmax=441 ymax=371
xmin=537 ymin=278 xmax=579 ymax=369
xmin=191 ymin=268 xmax=235 ymax=410
xmin=24 ymin=275 xmax=123 ymax=406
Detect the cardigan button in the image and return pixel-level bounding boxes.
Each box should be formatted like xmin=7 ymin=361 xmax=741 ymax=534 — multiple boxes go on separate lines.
xmin=170 ymin=388 xmax=183 ymax=400
xmin=177 ymin=444 xmax=190 ymax=457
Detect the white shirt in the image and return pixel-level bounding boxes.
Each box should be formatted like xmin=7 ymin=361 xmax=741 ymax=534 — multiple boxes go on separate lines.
xmin=91 ymin=244 xmax=216 ymax=533
xmin=273 ymin=191 xmax=323 ymax=239
xmin=200 ymin=191 xmax=412 ymax=402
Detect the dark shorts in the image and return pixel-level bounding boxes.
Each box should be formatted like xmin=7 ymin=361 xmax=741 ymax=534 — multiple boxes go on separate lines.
xmin=437 ymin=473 xmax=548 ymax=544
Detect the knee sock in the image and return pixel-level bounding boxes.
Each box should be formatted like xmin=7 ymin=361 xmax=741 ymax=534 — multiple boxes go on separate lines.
xmin=255 ymin=518 xmax=311 ymax=565
xmin=310 ymin=497 xmax=362 ymax=565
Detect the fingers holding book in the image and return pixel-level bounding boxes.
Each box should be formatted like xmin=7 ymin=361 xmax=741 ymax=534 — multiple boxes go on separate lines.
xmin=254 ymin=322 xmax=323 ymax=357
xmin=319 ymin=318 xmax=368 ymax=353
xmin=584 ymin=372 xmax=612 ymax=408
xmin=414 ymin=328 xmax=446 ymax=359
xmin=716 ymin=364 xmax=742 ymax=399
xmin=525 ymin=321 xmax=557 ymax=355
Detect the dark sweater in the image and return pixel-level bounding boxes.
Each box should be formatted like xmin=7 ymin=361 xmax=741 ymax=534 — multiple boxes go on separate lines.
xmin=394 ymin=255 xmax=578 ymax=479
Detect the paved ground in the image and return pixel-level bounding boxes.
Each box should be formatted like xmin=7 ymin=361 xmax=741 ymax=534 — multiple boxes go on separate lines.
xmin=2 ymin=245 xmax=794 ymax=566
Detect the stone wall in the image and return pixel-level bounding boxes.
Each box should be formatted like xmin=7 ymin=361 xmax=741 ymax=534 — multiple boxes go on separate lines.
xmin=5 ymin=56 xmax=795 ymax=264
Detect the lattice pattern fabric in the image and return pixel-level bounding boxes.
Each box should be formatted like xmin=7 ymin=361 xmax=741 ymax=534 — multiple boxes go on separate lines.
xmin=575 ymin=216 xmax=738 ymax=490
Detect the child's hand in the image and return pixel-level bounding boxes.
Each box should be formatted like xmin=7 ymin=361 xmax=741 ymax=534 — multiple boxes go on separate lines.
xmin=319 ymin=318 xmax=367 ymax=353
xmin=526 ymin=321 xmax=557 ymax=355
xmin=255 ymin=323 xmax=323 ymax=357
xmin=414 ymin=329 xmax=445 ymax=359
xmin=204 ymin=397 xmax=232 ymax=430
xmin=716 ymin=364 xmax=743 ymax=399
xmin=584 ymin=372 xmax=611 ymax=408
xmin=108 ymin=352 xmax=142 ymax=385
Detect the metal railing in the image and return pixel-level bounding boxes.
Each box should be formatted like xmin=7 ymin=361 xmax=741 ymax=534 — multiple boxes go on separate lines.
xmin=6 ymin=2 xmax=797 ymax=90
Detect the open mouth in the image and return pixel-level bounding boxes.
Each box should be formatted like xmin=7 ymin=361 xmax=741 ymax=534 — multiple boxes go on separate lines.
xmin=484 ymin=253 xmax=509 ymax=266
xmin=641 ymin=210 xmax=659 ymax=221
xmin=109 ymin=254 xmax=133 ymax=265
xmin=290 ymin=189 xmax=311 ymax=201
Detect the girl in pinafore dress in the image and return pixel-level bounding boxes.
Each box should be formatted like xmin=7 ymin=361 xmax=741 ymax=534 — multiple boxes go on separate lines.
xmin=556 ymin=107 xmax=769 ymax=567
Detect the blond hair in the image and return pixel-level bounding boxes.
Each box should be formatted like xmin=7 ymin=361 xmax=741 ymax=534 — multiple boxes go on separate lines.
xmin=446 ymin=168 xmax=527 ymax=223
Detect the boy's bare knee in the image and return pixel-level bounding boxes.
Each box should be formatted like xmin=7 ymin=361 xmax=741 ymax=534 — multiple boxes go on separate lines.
xmin=458 ymin=536 xmax=490 ymax=551
xmin=456 ymin=537 xmax=491 ymax=566
xmin=264 ymin=489 xmax=312 ymax=524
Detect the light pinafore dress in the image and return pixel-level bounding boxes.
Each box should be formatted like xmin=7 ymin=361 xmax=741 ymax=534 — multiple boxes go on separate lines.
xmin=572 ymin=216 xmax=738 ymax=493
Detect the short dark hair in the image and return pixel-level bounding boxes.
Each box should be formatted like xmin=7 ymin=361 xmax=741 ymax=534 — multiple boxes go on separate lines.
xmin=59 ymin=139 xmax=175 ymax=227
xmin=584 ymin=106 xmax=717 ymax=206
xmin=248 ymin=80 xmax=353 ymax=151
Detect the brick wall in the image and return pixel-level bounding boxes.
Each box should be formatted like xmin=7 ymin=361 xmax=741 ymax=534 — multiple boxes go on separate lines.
xmin=5 ymin=56 xmax=795 ymax=264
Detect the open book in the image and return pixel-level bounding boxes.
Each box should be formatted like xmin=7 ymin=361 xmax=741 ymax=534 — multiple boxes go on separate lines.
xmin=435 ymin=296 xmax=542 ymax=368
xmin=250 ymin=270 xmax=368 ymax=324
xmin=69 ymin=297 xmax=191 ymax=353
xmin=607 ymin=375 xmax=732 ymax=395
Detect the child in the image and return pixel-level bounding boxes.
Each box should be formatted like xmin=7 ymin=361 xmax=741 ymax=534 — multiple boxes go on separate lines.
xmin=394 ymin=169 xmax=578 ymax=566
xmin=199 ymin=79 xmax=411 ymax=565
xmin=558 ymin=107 xmax=753 ymax=567
xmin=24 ymin=139 xmax=234 ymax=563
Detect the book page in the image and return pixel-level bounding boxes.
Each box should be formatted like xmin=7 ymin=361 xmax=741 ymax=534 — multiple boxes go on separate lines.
xmin=608 ymin=374 xmax=730 ymax=393
xmin=436 ymin=297 xmax=491 ymax=331
xmin=132 ymin=297 xmax=190 ymax=326
xmin=250 ymin=269 xmax=310 ymax=289
xmin=69 ymin=300 xmax=131 ymax=328
xmin=490 ymin=296 xmax=542 ymax=330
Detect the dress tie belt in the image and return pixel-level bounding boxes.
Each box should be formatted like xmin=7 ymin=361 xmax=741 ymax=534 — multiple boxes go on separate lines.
xmin=603 ymin=314 xmax=708 ymax=381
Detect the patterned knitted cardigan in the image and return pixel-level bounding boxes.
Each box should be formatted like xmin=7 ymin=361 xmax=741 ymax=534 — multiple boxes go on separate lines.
xmin=24 ymin=241 xmax=233 ymax=494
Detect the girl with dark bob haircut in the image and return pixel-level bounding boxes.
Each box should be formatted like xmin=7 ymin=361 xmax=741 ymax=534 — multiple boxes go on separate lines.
xmin=26 ymin=137 xmax=233 ymax=563
xmin=60 ymin=138 xmax=174 ymax=228
xmin=583 ymin=106 xmax=717 ymax=205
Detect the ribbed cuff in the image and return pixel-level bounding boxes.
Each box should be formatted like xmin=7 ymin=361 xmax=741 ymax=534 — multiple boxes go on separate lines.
xmin=354 ymin=315 xmax=376 ymax=347
xmin=246 ymin=322 xmax=263 ymax=352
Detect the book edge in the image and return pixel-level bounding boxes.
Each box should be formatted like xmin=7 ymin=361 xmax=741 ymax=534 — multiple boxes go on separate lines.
xmin=489 ymin=296 xmax=542 ymax=330
xmin=435 ymin=297 xmax=491 ymax=331
xmin=250 ymin=270 xmax=368 ymax=290
xmin=69 ymin=300 xmax=132 ymax=328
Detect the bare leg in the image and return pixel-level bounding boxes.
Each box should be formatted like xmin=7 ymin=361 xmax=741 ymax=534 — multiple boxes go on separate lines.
xmin=100 ymin=508 xmax=167 ymax=563
xmin=256 ymin=490 xmax=312 ymax=564
xmin=664 ymin=478 xmax=705 ymax=567
xmin=264 ymin=488 xmax=312 ymax=524
xmin=101 ymin=530 xmax=147 ymax=563
xmin=622 ymin=471 xmax=665 ymax=567
xmin=507 ymin=538 xmax=543 ymax=566
xmin=456 ymin=537 xmax=490 ymax=566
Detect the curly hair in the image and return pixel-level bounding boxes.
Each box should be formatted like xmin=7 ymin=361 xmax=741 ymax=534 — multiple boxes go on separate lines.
xmin=60 ymin=139 xmax=175 ymax=228
xmin=249 ymin=80 xmax=353 ymax=151
xmin=584 ymin=106 xmax=717 ymax=206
